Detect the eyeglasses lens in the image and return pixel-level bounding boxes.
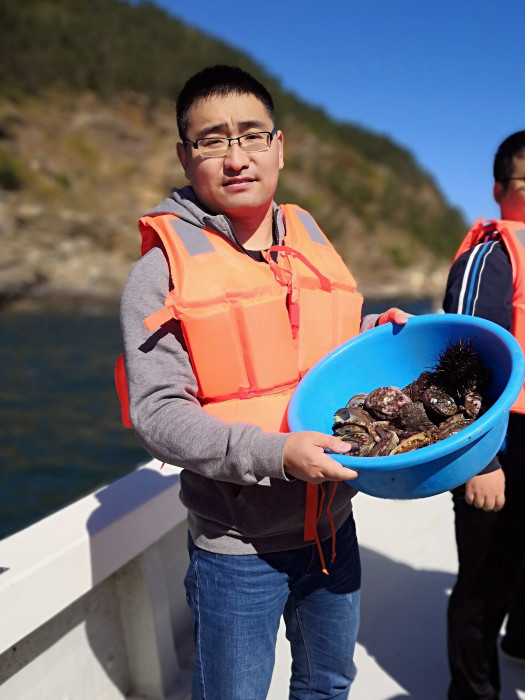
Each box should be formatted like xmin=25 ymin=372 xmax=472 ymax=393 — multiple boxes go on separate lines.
xmin=198 ymin=132 xmax=271 ymax=157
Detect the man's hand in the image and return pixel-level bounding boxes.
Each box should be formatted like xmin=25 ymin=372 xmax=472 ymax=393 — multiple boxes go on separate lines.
xmin=378 ymin=307 xmax=411 ymax=326
xmin=465 ymin=469 xmax=505 ymax=511
xmin=283 ymin=431 xmax=358 ymax=484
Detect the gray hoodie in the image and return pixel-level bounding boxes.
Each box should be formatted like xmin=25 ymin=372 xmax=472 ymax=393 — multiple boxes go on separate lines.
xmin=120 ymin=186 xmax=358 ymax=554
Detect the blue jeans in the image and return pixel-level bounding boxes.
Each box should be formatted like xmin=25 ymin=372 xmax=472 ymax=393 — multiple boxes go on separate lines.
xmin=184 ymin=514 xmax=361 ymax=700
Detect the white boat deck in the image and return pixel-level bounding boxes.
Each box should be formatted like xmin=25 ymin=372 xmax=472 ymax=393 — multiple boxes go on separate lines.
xmin=269 ymin=491 xmax=525 ymax=699
xmin=1 ymin=462 xmax=524 ymax=699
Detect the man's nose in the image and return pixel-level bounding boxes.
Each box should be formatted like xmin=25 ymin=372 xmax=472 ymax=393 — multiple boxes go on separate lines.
xmin=223 ymin=142 xmax=250 ymax=169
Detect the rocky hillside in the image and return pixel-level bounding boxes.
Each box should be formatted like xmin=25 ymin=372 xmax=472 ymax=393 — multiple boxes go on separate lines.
xmin=0 ymin=0 xmax=466 ymax=312
xmin=0 ymin=91 xmax=182 ymax=311
xmin=0 ymin=90 xmax=460 ymax=312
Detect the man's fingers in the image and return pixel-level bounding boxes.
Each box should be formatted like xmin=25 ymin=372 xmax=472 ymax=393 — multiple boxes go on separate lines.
xmin=378 ymin=307 xmax=412 ymax=326
xmin=322 ymin=434 xmax=351 ymax=455
xmin=283 ymin=431 xmax=360 ymax=483
xmin=314 ymin=456 xmax=359 ymax=482
xmin=341 ymin=467 xmax=359 ymax=481
xmin=318 ymin=441 xmax=359 ymax=481
xmin=468 ymin=493 xmax=506 ymax=511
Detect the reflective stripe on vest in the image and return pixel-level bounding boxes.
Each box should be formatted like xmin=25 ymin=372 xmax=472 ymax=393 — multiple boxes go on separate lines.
xmin=453 ymin=219 xmax=525 ymax=413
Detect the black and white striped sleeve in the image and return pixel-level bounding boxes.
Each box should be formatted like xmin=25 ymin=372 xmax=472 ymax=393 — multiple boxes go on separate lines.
xmin=442 ymin=240 xmax=513 ymax=332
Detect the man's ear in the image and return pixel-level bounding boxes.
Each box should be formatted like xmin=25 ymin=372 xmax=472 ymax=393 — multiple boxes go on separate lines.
xmin=277 ymin=130 xmax=284 ymax=171
xmin=493 ymin=181 xmax=504 ymax=205
xmin=176 ymin=142 xmax=189 ymax=177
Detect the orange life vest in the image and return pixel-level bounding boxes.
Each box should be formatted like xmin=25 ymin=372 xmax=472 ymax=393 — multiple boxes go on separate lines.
xmin=453 ymin=219 xmax=525 ymax=413
xmin=125 ymin=203 xmax=363 ymax=428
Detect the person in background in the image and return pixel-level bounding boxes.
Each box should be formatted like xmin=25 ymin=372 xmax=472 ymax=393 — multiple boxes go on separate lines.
xmin=118 ymin=65 xmax=408 ymax=700
xmin=443 ymin=130 xmax=525 ymax=700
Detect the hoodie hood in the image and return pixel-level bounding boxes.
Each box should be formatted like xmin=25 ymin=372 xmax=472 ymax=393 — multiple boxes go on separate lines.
xmin=147 ymin=185 xmax=285 ymax=248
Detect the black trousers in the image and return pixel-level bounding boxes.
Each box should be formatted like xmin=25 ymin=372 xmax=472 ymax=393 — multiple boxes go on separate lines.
xmin=447 ymin=413 xmax=525 ymax=700
xmin=502 ymin=558 xmax=525 ymax=653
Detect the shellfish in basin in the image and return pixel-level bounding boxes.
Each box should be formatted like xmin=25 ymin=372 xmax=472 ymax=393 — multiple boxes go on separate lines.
xmin=330 ymin=338 xmax=492 ymax=457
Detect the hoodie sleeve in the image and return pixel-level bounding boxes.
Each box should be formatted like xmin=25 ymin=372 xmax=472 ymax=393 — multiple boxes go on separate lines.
xmin=120 ymin=246 xmax=289 ymax=485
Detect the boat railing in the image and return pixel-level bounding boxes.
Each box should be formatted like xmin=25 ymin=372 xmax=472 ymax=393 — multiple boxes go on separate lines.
xmin=0 ymin=459 xmax=194 ymax=700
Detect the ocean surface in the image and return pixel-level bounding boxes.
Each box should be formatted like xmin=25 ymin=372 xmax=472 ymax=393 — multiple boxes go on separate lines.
xmin=0 ymin=311 xmax=149 ymax=540
xmin=0 ymin=298 xmax=435 ymax=540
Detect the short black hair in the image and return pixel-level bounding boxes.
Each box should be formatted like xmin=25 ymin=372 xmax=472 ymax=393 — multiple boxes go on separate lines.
xmin=176 ymin=65 xmax=276 ymax=139
xmin=493 ymin=131 xmax=525 ymax=184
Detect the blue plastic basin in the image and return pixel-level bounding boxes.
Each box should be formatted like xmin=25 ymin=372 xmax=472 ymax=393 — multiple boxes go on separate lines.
xmin=287 ymin=314 xmax=525 ymax=499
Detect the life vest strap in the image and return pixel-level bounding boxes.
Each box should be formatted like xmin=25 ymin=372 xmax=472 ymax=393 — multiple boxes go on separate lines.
xmin=304 ymin=482 xmax=319 ymax=541
xmin=265 ymin=245 xmax=333 ymax=292
xmin=115 ymin=354 xmax=132 ymax=429
xmin=304 ymin=481 xmax=339 ymax=575
xmin=143 ymin=304 xmax=179 ymax=332
xmin=263 ymin=245 xmax=333 ymax=340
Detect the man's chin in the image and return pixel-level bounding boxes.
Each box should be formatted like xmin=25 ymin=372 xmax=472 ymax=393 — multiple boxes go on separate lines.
xmin=218 ymin=195 xmax=271 ymax=218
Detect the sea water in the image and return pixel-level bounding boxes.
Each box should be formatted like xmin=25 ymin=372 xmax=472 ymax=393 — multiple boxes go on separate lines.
xmin=0 ymin=311 xmax=148 ymax=539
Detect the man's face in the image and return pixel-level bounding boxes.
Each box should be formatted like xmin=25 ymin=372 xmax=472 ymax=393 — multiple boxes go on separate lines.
xmin=494 ymin=151 xmax=525 ymax=223
xmin=176 ymin=92 xmax=284 ymax=221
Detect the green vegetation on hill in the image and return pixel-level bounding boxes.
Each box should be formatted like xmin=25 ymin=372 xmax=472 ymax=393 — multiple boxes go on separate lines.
xmin=0 ymin=0 xmax=466 ymax=304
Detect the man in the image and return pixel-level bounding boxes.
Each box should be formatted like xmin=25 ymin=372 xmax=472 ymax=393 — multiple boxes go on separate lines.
xmin=443 ymin=130 xmax=525 ymax=700
xmin=119 ymin=65 xmax=407 ymax=699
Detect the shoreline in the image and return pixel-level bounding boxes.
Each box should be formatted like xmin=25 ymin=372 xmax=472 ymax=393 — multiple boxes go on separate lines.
xmin=0 ymin=292 xmax=442 ymax=316
xmin=0 ymin=289 xmax=443 ymax=316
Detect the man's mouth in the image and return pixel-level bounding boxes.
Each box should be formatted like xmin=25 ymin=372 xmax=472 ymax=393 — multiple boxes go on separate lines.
xmin=223 ymin=177 xmax=256 ymax=187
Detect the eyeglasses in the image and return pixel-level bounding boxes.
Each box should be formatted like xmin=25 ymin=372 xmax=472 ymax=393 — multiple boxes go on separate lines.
xmin=183 ymin=129 xmax=277 ymax=158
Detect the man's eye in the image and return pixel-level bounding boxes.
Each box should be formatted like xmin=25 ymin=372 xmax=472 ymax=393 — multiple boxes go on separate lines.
xmin=201 ymin=138 xmax=225 ymax=147
xmin=243 ymin=133 xmax=264 ymax=141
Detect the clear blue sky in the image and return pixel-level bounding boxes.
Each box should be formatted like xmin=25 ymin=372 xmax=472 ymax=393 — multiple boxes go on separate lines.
xmin=143 ymin=0 xmax=524 ymax=225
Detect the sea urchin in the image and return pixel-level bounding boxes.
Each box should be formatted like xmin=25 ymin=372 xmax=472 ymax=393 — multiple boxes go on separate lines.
xmin=430 ymin=337 xmax=491 ymax=399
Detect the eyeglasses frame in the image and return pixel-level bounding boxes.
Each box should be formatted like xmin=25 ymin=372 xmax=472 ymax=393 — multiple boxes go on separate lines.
xmin=183 ymin=128 xmax=278 ymax=158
